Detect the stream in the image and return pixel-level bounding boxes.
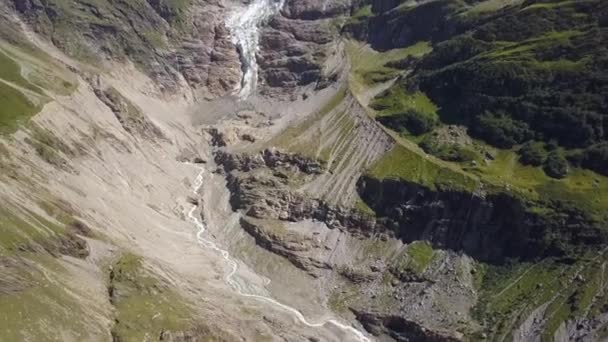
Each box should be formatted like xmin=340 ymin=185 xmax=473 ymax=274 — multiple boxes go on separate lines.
xmin=187 ymin=167 xmax=371 ymax=341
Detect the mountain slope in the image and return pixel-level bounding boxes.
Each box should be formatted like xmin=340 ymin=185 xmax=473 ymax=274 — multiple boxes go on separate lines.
xmin=340 ymin=0 xmax=608 ymax=340
xmin=1 ymin=0 xmax=608 ymax=341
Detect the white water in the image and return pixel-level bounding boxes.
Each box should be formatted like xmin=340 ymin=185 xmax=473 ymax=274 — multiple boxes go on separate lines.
xmin=187 ymin=167 xmax=371 ymax=342
xmin=225 ymin=0 xmax=285 ymax=98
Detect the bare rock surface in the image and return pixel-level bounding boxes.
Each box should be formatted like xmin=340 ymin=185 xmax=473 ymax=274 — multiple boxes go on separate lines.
xmin=6 ymin=0 xmax=241 ymax=96
xmin=213 ymin=144 xmax=477 ymax=340
xmin=0 ymin=0 xmax=359 ymax=337
xmin=257 ymin=0 xmax=349 ymax=98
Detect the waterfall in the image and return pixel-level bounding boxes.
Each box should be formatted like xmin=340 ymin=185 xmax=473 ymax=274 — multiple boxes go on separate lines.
xmin=225 ymin=0 xmax=285 ymax=99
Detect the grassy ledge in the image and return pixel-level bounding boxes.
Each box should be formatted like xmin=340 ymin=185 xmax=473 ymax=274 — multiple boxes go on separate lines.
xmin=109 ymin=253 xmax=201 ymax=341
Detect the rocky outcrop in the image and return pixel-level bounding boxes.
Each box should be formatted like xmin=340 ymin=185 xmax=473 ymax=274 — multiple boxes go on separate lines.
xmin=240 ymin=217 xmax=331 ymax=274
xmin=94 ymin=86 xmax=166 ymax=141
xmin=357 ymin=176 xmax=607 ymax=263
xmin=7 ymin=0 xmax=353 ymax=98
xmin=220 ymin=151 xmax=606 ymax=269
xmin=338 ymin=265 xmax=378 ymax=283
xmin=54 ymin=232 xmax=90 ymax=259
xmin=257 ymin=0 xmax=348 ymax=96
xmin=282 ymin=0 xmax=351 ymax=20
xmin=207 ymin=128 xmax=229 ymax=147
xmin=216 ymin=148 xmax=324 ymax=174
xmin=218 ymin=146 xmax=605 ymax=265
xmin=352 ymin=309 xmax=461 ymax=342
xmin=215 ymin=149 xmax=387 ymax=274
xmin=552 ymin=314 xmax=608 ymax=342
xmin=213 ymin=151 xmax=476 ymax=340
xmin=172 ymin=15 xmax=242 ymax=96
xmin=225 ymin=170 xmax=379 ymax=235
xmin=7 ymin=0 xmax=241 ymax=95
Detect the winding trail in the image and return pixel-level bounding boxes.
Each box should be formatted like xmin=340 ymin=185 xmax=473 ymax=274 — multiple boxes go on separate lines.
xmin=187 ymin=167 xmax=371 ymax=342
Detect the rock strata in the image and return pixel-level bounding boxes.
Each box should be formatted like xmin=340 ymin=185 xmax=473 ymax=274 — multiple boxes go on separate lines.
xmin=257 ymin=0 xmax=348 ymax=96
xmin=240 ymin=217 xmax=331 ymax=275
xmin=225 ymin=170 xmax=378 ymax=234
xmin=357 ymin=176 xmax=606 ymax=263
xmin=213 ymin=150 xmax=475 ymax=341
xmin=93 ymin=86 xmax=166 ymax=141
xmin=9 ymin=0 xmax=241 ymax=95
xmin=216 ymin=148 xmax=324 ymax=174
xmin=352 ymin=309 xmax=461 ymax=342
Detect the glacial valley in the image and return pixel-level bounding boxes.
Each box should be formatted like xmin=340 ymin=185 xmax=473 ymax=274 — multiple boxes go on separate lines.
xmin=0 ymin=0 xmax=608 ymax=341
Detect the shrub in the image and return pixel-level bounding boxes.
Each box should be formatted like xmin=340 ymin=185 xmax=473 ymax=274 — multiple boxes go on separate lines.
xmin=471 ymin=112 xmax=533 ymax=148
xmin=544 ymin=151 xmax=569 ymax=179
xmin=420 ymin=34 xmax=492 ymax=70
xmin=419 ymin=138 xmax=477 ymax=162
xmin=546 ymin=140 xmax=559 ymax=151
xmin=411 ymin=0 xmax=608 ymax=162
xmin=582 ymin=143 xmax=608 ymax=176
xmin=378 ymin=110 xmax=438 ymax=135
xmin=518 ymin=142 xmax=547 ymax=166
xmin=566 ymin=150 xmax=584 ymax=167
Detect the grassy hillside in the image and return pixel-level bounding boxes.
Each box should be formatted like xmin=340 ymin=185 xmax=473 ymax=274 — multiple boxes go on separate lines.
xmin=0 ymin=38 xmax=77 ymax=133
xmin=0 ymin=199 xmax=101 ymax=340
xmin=12 ymin=0 xmax=170 ymax=63
xmin=108 ymin=253 xmax=213 ymax=341
xmin=364 ymin=0 xmax=608 ymax=176
xmin=346 ymin=0 xmax=608 ymax=338
xmin=347 ymin=0 xmax=608 ymax=218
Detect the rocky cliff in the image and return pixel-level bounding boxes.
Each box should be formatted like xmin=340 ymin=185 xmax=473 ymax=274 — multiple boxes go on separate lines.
xmin=213 ymin=147 xmax=478 ymax=340
xmin=6 ymin=0 xmax=241 ymax=96
xmin=257 ymin=0 xmax=350 ymax=97
xmin=357 ymin=176 xmax=606 ymax=263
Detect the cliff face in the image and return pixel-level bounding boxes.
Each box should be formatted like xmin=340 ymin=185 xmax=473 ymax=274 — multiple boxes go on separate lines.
xmin=352 ymin=309 xmax=461 ymax=342
xmin=216 ymin=149 xmax=379 ymax=236
xmin=213 ymin=147 xmax=478 ymax=341
xmin=282 ymin=0 xmax=351 ymax=20
xmin=358 ymin=176 xmax=606 ymax=263
xmin=257 ymin=0 xmax=350 ymax=97
xmin=3 ymin=0 xmax=351 ymax=98
xmin=6 ymin=0 xmax=241 ymax=95
xmin=219 ymin=147 xmax=606 ymax=265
